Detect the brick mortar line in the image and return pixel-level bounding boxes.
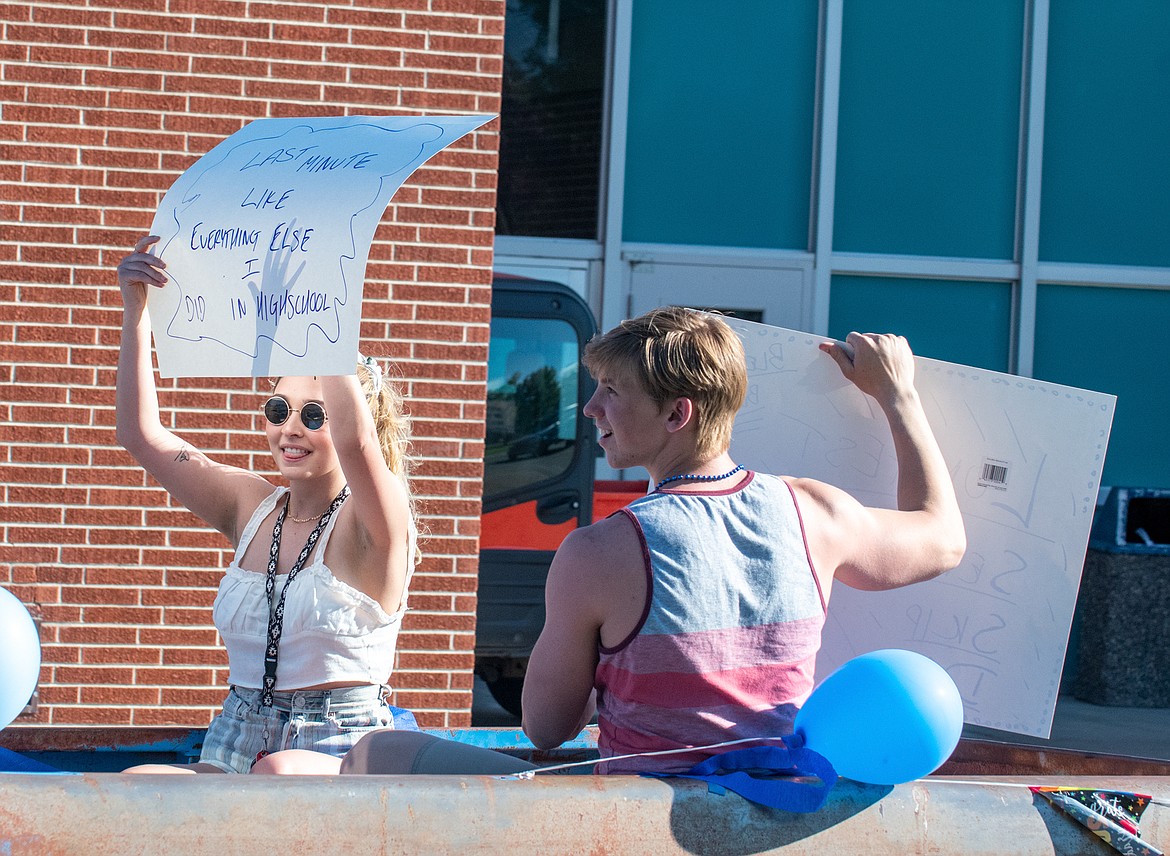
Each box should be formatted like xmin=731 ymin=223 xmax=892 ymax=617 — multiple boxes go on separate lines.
xmin=12 ymin=10 xmax=492 ymax=24
xmin=7 ymin=80 xmax=501 ymax=95
xmin=47 ymin=641 xmax=227 ymax=647
xmin=5 ymin=40 xmax=502 ymax=58
xmin=6 ymin=23 xmax=493 ymax=35
xmin=6 ymin=232 xmax=497 ymax=244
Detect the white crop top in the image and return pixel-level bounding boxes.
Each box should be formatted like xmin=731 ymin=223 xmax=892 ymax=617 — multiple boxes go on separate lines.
xmin=212 ymin=487 xmax=415 ymax=689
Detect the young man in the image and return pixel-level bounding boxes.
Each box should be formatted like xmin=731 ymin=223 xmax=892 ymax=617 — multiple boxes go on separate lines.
xmin=519 ymin=306 xmax=966 ymax=773
xmin=340 ymin=306 xmax=964 ymax=776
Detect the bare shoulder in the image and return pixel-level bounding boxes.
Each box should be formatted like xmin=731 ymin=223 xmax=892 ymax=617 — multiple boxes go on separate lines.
xmin=558 ymin=510 xmax=641 ymax=570
xmin=170 ymin=457 xmax=276 ymax=546
xmin=781 ymin=475 xmax=872 ymax=585
xmin=783 ymin=475 xmax=860 ymax=519
xmin=549 ymin=509 xmax=646 ymax=648
xmin=227 ymin=477 xmax=283 ymax=543
xmin=549 ymin=511 xmax=643 ymax=601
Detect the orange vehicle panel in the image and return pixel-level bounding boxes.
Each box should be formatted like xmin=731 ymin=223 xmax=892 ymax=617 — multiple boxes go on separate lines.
xmin=479 ymin=482 xmax=645 ymax=551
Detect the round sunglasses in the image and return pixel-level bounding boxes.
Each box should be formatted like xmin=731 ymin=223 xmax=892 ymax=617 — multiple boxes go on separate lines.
xmin=263 ymin=396 xmax=328 ymax=431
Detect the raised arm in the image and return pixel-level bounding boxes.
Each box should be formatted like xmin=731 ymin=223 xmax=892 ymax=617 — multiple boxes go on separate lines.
xmin=114 ymin=236 xmax=267 ymax=540
xmin=796 ymin=332 xmax=966 ymax=591
xmin=318 ymin=371 xmax=414 ymax=611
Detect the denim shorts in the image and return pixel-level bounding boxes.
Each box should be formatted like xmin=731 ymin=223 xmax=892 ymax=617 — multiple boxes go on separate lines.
xmin=199 ymin=685 xmax=416 ymax=774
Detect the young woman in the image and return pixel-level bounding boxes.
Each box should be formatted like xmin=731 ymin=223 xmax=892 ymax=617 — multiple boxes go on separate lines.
xmin=116 ymin=235 xmax=418 ymax=774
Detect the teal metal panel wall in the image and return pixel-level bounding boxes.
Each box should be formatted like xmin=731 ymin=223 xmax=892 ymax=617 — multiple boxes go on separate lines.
xmin=828 ymin=275 xmax=1013 ymax=371
xmin=1041 ymin=1 xmax=1170 ymax=267
xmin=622 ymin=0 xmax=818 ymax=248
xmin=615 ymin=0 xmax=1169 ymax=488
xmin=1034 ymin=284 xmax=1170 ymax=489
xmin=834 ymin=1 xmax=1024 ymax=259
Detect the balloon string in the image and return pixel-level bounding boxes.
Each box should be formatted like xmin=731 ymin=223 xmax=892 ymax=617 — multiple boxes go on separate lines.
xmin=501 ymin=735 xmax=792 ymax=780
xmin=931 ymin=779 xmax=1170 ymax=806
xmin=512 ymin=766 xmax=1170 ymax=803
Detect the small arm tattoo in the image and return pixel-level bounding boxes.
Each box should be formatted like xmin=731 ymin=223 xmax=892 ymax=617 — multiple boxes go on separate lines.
xmin=174 ymin=446 xmax=191 ymax=463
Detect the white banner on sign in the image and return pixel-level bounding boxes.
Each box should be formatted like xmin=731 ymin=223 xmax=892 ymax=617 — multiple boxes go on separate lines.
xmin=147 ymin=114 xmax=493 ymax=378
xmin=725 ymin=318 xmax=1116 ymax=738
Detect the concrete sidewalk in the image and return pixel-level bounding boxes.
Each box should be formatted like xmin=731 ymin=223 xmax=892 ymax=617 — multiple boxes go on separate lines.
xmin=965 ymin=694 xmax=1170 ymax=761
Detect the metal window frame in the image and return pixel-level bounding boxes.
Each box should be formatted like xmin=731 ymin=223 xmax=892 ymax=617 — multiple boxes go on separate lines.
xmin=496 ymin=0 xmax=1170 ymax=378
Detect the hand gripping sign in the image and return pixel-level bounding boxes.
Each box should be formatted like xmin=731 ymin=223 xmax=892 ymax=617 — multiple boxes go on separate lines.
xmin=147 ymin=114 xmax=493 ymax=378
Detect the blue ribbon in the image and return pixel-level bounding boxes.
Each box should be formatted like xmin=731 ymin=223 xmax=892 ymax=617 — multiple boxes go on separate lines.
xmin=643 ymin=734 xmax=838 ymax=813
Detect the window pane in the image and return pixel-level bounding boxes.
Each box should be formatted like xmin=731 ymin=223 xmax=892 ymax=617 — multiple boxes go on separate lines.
xmin=1035 ymin=284 xmax=1170 ymax=488
xmin=829 ymin=275 xmax=1012 ymax=371
xmin=496 ymin=0 xmax=606 ymax=239
xmin=835 ymin=1 xmax=1023 ymax=258
xmin=1040 ymin=2 xmax=1170 ymax=266
xmin=623 ymin=0 xmax=818 ymax=249
xmin=484 ymin=317 xmax=582 ymax=498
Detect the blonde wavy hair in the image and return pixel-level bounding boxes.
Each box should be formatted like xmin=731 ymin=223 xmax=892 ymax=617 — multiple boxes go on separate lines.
xmin=356 ymin=356 xmax=414 ymax=486
xmin=355 ymin=357 xmax=421 ymax=559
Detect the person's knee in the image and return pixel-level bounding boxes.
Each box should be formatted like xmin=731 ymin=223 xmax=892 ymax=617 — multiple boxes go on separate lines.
xmin=340 ymin=730 xmax=537 ymax=775
xmin=250 ymin=749 xmax=341 ymax=775
xmin=338 ymin=734 xmax=373 ymax=774
xmin=340 ymin=730 xmax=431 ymax=774
xmin=123 ymin=763 xmax=212 ymax=774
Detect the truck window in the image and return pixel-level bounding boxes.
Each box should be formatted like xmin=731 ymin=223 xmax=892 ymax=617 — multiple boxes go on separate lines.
xmin=484 ymin=316 xmax=582 ymax=502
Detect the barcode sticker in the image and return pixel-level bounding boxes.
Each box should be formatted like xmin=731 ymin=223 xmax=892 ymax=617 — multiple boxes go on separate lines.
xmin=979 ymin=458 xmax=1010 ymax=490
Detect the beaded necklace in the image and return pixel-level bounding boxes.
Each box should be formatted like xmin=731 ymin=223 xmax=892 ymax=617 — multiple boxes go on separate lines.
xmin=653 ymin=464 xmax=745 ymax=493
xmin=260 ymin=485 xmax=349 ymax=708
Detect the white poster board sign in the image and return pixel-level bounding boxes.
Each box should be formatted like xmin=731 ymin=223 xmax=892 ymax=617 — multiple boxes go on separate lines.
xmin=147 ymin=114 xmax=493 ymax=378
xmin=726 ymin=319 xmax=1116 ymax=737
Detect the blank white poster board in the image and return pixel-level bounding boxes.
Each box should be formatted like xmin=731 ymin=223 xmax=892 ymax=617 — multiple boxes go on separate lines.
xmin=725 ymin=318 xmax=1116 ymax=737
xmin=147 ymin=114 xmax=492 ymax=378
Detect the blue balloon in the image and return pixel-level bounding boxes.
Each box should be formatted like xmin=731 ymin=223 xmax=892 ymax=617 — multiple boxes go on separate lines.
xmin=0 ymin=587 xmax=41 ymax=731
xmin=794 ymin=649 xmax=964 ymax=785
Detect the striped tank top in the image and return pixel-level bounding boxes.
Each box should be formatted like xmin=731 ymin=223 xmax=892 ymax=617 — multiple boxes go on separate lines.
xmin=595 ymin=472 xmax=826 ymax=774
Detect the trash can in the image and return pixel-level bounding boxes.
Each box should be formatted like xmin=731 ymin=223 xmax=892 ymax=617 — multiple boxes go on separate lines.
xmin=1074 ymin=487 xmax=1170 ymax=707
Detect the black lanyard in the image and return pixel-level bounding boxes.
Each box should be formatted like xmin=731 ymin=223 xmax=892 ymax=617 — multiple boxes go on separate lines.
xmin=261 ymin=486 xmax=350 ymax=707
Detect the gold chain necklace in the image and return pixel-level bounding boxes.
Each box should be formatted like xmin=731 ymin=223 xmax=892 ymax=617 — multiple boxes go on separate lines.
xmin=286 ymin=501 xmax=329 ymax=524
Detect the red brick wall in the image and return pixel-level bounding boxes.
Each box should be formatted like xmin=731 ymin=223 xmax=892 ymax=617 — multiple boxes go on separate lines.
xmin=0 ymin=1 xmax=504 ymax=728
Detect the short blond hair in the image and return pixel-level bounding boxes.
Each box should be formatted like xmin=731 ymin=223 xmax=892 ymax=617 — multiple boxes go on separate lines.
xmin=583 ymin=306 xmax=746 ymax=459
